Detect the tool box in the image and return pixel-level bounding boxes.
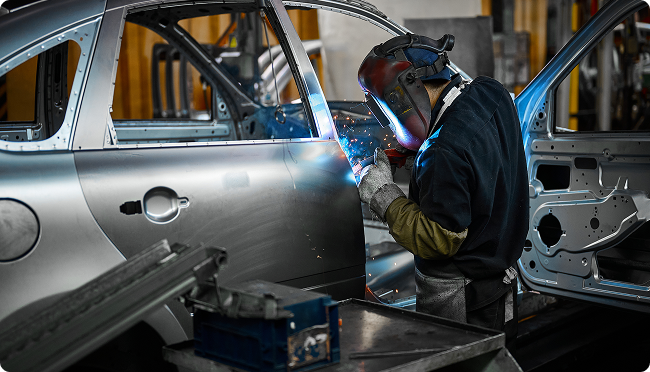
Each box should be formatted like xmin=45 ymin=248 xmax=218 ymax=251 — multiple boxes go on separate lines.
xmin=188 ymin=280 xmax=340 ymax=372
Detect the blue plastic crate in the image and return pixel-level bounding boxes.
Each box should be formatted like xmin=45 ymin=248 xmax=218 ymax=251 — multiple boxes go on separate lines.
xmin=193 ymin=280 xmax=340 ymax=372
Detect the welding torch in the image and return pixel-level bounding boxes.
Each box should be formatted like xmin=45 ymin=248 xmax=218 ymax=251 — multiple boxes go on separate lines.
xmin=352 ymin=148 xmax=416 ymax=176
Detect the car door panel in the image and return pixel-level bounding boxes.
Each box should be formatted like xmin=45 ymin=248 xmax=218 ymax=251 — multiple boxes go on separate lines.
xmin=516 ymin=0 xmax=650 ymax=312
xmin=70 ymin=0 xmax=365 ymax=300
xmin=74 ymin=141 xmax=365 ymax=292
xmin=1 ymin=4 xmax=371 ymax=360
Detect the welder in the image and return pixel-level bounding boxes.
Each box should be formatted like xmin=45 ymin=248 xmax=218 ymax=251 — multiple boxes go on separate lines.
xmin=357 ymin=33 xmax=529 ymax=347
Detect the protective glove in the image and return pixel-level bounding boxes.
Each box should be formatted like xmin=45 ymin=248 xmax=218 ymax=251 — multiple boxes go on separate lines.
xmin=358 ymin=148 xmax=406 ymax=221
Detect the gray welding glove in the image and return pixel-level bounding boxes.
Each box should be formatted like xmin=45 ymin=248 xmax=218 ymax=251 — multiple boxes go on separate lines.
xmin=358 ymin=148 xmax=406 ymax=221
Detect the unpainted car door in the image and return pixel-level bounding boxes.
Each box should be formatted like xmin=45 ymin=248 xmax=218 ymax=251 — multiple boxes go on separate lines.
xmin=72 ymin=0 xmax=365 ymax=301
xmin=516 ymin=0 xmax=650 ymax=312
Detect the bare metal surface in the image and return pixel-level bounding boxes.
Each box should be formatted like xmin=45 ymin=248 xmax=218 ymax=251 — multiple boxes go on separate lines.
xmin=106 ymin=0 xmax=257 ymax=12
xmin=282 ymin=0 xmax=408 ymax=36
xmin=268 ymin=0 xmax=337 ymax=140
xmin=596 ymin=32 xmax=613 ymax=131
xmin=0 ymin=17 xmax=101 ymax=151
xmin=164 ymin=300 xmax=513 ymax=372
xmin=75 ymin=141 xmax=365 ymax=288
xmin=0 ymin=0 xmax=402 ymax=363
xmin=0 ymin=151 xmax=125 ymax=323
xmin=516 ymin=0 xmax=650 ymax=139
xmin=0 ymin=200 xmax=39 ymax=261
xmin=516 ymin=0 xmax=650 ymax=311
xmin=348 ymin=348 xmax=447 ymax=359
xmin=0 ymin=0 xmax=104 ymax=63
xmin=0 ymin=240 xmax=172 ymax=360
xmin=73 ymin=8 xmax=123 ymax=151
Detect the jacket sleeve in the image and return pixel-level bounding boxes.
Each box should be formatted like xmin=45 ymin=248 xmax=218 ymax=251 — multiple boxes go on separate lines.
xmin=385 ymin=197 xmax=468 ymax=260
xmin=385 ymin=138 xmax=473 ymax=260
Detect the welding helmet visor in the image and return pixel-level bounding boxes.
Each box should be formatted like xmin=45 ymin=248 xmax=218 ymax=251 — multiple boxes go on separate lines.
xmin=358 ymin=34 xmax=454 ymax=151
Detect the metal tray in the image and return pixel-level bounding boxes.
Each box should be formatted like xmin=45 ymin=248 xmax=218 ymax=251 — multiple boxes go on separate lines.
xmin=324 ymin=299 xmax=505 ymax=371
xmin=164 ymin=299 xmax=509 ymax=372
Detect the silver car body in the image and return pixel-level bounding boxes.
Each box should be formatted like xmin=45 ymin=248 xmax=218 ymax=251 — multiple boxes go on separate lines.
xmin=0 ymin=0 xmax=411 ymax=352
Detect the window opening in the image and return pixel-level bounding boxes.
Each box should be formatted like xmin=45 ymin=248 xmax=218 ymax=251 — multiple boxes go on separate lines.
xmin=291 ymin=8 xmax=401 ymax=175
xmin=0 ymin=40 xmax=81 ymax=142
xmin=113 ymin=23 xmax=213 ymax=122
xmin=554 ymin=4 xmax=650 ymax=132
xmin=111 ymin=6 xmax=315 ymax=145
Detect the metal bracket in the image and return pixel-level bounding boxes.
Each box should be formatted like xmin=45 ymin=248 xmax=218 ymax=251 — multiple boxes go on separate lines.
xmin=0 ymin=240 xmax=227 ymax=372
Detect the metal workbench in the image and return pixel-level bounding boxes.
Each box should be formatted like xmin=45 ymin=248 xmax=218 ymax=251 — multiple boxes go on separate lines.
xmin=164 ymin=299 xmax=522 ymax=372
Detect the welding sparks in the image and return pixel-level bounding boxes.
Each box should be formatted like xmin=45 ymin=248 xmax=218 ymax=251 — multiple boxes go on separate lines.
xmin=331 ymin=105 xmax=399 ymax=183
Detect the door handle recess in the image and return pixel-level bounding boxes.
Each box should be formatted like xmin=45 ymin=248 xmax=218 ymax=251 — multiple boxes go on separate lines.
xmin=142 ymin=187 xmax=189 ymax=224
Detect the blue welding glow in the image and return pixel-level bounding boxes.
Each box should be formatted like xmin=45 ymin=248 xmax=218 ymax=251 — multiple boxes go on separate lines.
xmin=414 ymin=131 xmax=439 ymax=171
xmin=347 ymin=169 xmax=358 ymax=185
xmin=375 ymin=99 xmax=406 ymax=141
xmin=330 ymin=103 xmax=399 ymax=184
xmin=431 ymin=125 xmax=443 ymax=139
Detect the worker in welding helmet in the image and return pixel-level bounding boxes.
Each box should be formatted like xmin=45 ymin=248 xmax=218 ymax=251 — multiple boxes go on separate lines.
xmin=357 ymin=33 xmax=529 ymax=349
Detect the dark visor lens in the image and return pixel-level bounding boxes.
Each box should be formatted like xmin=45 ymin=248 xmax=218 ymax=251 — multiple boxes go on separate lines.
xmin=364 ymin=93 xmax=391 ymax=128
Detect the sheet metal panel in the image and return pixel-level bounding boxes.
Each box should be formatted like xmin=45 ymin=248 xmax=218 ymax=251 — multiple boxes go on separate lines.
xmin=0 ymin=152 xmax=123 ymax=322
xmin=73 ymin=7 xmax=124 ymax=150
xmin=268 ymin=0 xmax=336 ymax=140
xmin=0 ymin=0 xmax=105 ymax=63
xmin=74 ymin=140 xmax=366 ymax=294
xmin=515 ymin=0 xmax=650 ymax=311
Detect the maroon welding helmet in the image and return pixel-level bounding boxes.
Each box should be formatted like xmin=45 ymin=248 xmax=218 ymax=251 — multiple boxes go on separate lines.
xmin=358 ymin=34 xmax=454 ymax=150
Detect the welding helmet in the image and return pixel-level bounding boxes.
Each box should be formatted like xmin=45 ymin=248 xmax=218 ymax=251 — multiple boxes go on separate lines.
xmin=358 ymin=34 xmax=455 ymax=150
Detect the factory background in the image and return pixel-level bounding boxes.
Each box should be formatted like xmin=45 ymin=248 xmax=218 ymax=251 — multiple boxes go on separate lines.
xmin=0 ymin=0 xmax=618 ymax=130
xmin=2 ymin=0 xmax=650 ymax=371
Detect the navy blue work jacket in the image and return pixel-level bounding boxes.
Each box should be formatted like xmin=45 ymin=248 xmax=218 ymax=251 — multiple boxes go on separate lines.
xmin=410 ymin=74 xmax=529 ymax=283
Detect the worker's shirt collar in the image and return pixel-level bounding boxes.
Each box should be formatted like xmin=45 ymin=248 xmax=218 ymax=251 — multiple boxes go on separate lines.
xmin=428 ymin=74 xmax=463 ymax=136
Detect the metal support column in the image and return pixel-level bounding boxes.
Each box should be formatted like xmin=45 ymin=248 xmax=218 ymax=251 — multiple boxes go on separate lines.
xmin=554 ymin=0 xmax=575 ymax=130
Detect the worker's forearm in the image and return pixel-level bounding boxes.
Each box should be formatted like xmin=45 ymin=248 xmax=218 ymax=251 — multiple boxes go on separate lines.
xmin=385 ymin=197 xmax=467 ymax=260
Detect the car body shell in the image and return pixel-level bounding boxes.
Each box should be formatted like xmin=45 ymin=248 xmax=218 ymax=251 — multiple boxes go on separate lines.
xmin=0 ymin=0 xmax=407 ymax=350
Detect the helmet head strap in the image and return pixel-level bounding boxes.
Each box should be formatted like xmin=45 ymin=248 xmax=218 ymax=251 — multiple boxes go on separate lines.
xmin=374 ymin=33 xmax=454 ymax=78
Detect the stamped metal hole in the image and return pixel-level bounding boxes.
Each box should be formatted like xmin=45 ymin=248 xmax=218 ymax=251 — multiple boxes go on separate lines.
xmin=538 ymin=214 xmax=562 ymax=247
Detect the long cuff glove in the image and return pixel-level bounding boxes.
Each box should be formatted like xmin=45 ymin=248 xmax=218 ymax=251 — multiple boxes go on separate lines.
xmin=358 ymin=148 xmax=406 ymax=221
